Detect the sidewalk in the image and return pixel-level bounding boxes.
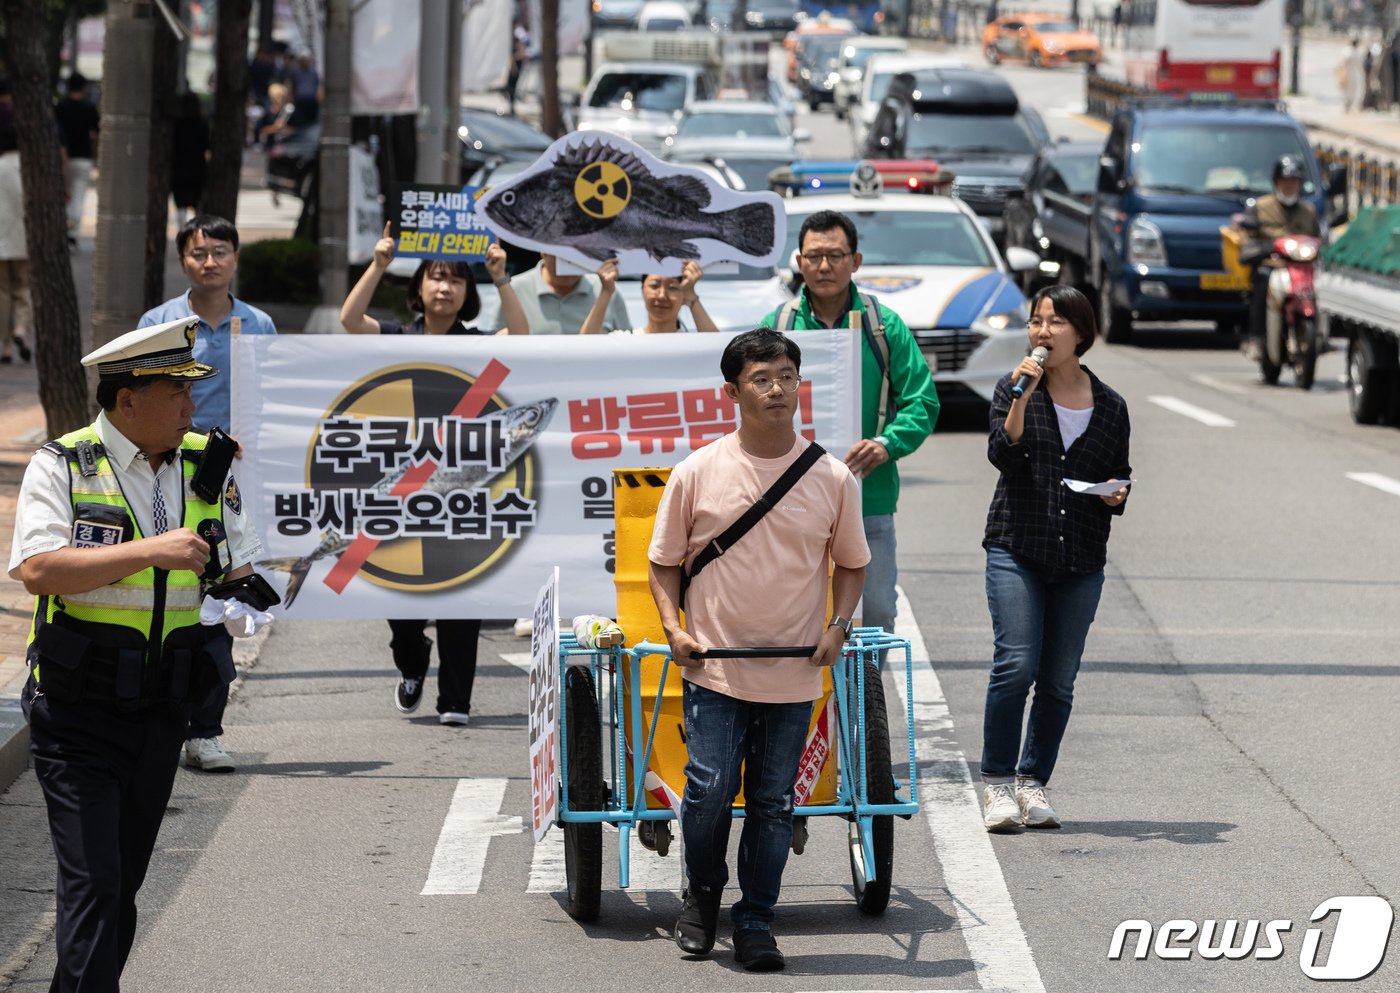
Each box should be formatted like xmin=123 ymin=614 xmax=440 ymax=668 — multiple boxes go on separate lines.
xmin=0 ymin=169 xmax=299 ymax=792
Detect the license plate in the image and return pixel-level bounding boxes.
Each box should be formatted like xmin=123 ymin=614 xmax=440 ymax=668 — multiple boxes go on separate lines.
xmin=1201 ymin=272 xmax=1249 ymax=290
xmin=1206 ymin=65 xmax=1236 ymax=84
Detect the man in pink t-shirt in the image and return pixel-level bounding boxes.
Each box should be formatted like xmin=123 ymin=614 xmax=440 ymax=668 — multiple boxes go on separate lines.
xmin=649 ymin=329 xmax=869 ymax=972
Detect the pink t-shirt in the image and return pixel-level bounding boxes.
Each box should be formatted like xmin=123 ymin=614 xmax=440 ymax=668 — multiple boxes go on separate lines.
xmin=649 ymin=433 xmax=870 ymax=704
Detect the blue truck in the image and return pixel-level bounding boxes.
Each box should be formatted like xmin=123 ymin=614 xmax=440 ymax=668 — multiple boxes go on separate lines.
xmin=1088 ymin=102 xmax=1343 ymax=343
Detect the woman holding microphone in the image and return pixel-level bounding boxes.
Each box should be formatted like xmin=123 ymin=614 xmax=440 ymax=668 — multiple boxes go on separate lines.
xmin=979 ymin=285 xmax=1132 ymax=832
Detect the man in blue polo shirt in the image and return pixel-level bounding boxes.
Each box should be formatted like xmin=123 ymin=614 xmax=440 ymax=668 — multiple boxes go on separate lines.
xmin=140 ymin=214 xmax=277 ymax=773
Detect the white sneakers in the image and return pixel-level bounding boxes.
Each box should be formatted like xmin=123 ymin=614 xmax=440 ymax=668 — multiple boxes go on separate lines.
xmin=982 ymin=782 xmax=1022 ymax=832
xmin=185 ymin=736 xmax=235 ymax=773
xmin=1015 ymin=780 xmax=1060 ymax=829
xmin=983 ymin=779 xmax=1060 ymax=831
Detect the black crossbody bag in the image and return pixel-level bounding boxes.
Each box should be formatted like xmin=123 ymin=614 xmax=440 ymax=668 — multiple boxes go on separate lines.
xmin=678 ymin=442 xmax=826 ymax=609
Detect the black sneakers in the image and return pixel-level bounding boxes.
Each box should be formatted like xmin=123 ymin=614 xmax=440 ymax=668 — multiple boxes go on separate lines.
xmin=674 ymin=883 xmax=723 ymax=956
xmin=733 ymin=928 xmax=785 ymax=972
xmin=394 ymin=677 xmax=424 ymax=714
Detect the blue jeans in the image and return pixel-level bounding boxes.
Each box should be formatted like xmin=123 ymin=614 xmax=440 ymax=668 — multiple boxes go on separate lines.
xmin=981 ymin=545 xmax=1105 ymax=786
xmin=862 ymin=513 xmax=897 ymax=635
xmin=679 ymin=680 xmax=813 ymax=932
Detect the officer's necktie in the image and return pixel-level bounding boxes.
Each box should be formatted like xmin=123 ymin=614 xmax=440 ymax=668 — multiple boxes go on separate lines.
xmin=152 ymin=478 xmax=169 ymax=535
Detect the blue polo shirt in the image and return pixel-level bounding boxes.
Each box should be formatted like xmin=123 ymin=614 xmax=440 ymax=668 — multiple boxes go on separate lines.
xmin=138 ymin=292 xmax=278 ymax=433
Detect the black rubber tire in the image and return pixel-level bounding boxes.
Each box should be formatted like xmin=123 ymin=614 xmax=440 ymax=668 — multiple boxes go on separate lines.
xmin=1097 ymin=273 xmax=1133 ymax=344
xmin=1259 ymin=325 xmax=1283 ymax=385
xmin=1292 ymin=316 xmax=1318 ymax=390
xmin=1347 ymin=332 xmax=1391 ymax=425
xmin=849 ymin=658 xmax=894 ymax=916
xmin=563 ymin=666 xmax=604 ymax=922
xmin=1030 ymin=50 xmax=1043 ymax=68
xmin=984 ymin=45 xmax=1001 ymax=65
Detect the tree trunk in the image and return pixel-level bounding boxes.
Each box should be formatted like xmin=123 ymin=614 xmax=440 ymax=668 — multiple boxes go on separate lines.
xmin=145 ymin=18 xmax=178 ymax=312
xmin=202 ymin=0 xmax=252 ymax=222
xmin=540 ymin=0 xmax=562 ymax=138
xmin=0 ymin=0 xmax=90 ymax=435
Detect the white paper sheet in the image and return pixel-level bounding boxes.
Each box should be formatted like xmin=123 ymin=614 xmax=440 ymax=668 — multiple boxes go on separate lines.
xmin=1063 ymin=478 xmax=1134 ymax=496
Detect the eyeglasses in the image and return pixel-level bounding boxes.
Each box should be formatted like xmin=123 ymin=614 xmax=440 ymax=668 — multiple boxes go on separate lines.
xmin=799 ymin=251 xmax=852 ymax=267
xmin=1026 ymin=317 xmax=1071 ymax=331
xmin=185 ymin=248 xmax=234 ymax=263
xmin=743 ymin=374 xmax=803 ymax=394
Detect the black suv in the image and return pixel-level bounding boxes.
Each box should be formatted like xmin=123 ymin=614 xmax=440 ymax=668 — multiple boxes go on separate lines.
xmin=863 ymin=67 xmax=1048 ymax=246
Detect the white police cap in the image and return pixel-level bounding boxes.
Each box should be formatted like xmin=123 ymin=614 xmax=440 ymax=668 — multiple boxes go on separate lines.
xmin=81 ymin=317 xmax=218 ymax=382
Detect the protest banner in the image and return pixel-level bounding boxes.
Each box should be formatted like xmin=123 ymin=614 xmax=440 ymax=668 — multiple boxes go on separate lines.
xmin=392 ymin=183 xmax=494 ymax=262
xmin=528 ymin=567 xmax=560 ymax=841
xmin=231 ymin=332 xmax=860 ymax=619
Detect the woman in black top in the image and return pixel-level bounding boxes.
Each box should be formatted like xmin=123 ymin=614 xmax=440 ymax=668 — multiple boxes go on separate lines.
xmin=338 ymin=225 xmax=528 ymax=724
xmin=979 ymin=285 xmax=1131 ymax=833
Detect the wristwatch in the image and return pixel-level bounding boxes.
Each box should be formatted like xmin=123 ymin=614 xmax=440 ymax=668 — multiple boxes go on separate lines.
xmin=827 ymin=615 xmax=853 ymax=637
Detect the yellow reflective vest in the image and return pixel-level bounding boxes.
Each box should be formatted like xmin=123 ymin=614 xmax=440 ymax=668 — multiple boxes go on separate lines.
xmin=27 ymin=425 xmax=223 ymax=676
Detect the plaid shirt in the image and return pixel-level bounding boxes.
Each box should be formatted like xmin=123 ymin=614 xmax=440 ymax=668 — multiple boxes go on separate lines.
xmin=983 ymin=367 xmax=1131 ymax=575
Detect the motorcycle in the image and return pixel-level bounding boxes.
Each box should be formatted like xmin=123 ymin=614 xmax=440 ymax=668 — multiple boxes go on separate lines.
xmin=1254 ymin=234 xmax=1322 ymax=390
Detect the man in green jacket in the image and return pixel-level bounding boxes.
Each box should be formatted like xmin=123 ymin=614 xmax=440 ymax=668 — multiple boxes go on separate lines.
xmin=760 ymin=209 xmax=940 ymax=642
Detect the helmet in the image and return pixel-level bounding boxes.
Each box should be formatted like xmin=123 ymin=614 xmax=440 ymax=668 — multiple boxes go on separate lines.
xmin=1273 ymin=156 xmax=1305 ymax=183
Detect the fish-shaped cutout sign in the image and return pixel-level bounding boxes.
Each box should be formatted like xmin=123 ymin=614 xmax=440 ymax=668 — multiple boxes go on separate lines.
xmin=475 ymin=132 xmax=786 ymax=276
xmin=257 ymin=530 xmax=352 ymax=608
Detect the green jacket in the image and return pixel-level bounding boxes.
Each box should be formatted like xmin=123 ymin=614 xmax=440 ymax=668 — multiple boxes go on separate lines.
xmin=760 ymin=286 xmax=939 ymax=515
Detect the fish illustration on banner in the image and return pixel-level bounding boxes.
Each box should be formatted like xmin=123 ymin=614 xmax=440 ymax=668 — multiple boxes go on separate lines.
xmin=257 ymin=530 xmax=353 ymax=608
xmin=475 ymin=132 xmax=786 ymax=275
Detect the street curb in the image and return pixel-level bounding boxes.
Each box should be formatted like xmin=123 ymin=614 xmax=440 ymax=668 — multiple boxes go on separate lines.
xmin=0 ymin=625 xmax=271 ymax=797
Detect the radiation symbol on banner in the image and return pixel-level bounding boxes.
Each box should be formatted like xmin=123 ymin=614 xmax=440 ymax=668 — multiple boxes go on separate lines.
xmin=575 ymin=161 xmax=632 ymax=219
xmin=306 ymin=364 xmax=540 ymax=593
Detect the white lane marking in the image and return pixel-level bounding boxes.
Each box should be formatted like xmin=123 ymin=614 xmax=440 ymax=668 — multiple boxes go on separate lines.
xmin=527 ymin=824 xmax=681 ymax=893
xmin=893 ymin=586 xmax=1047 ymax=993
xmin=499 ymin=651 xmax=532 ymax=672
xmin=1191 ymin=373 xmax=1251 ymax=396
xmin=1346 ymin=472 xmax=1400 ymax=498
xmin=1147 ymin=395 xmax=1236 ymax=427
xmin=421 ymin=778 xmax=523 ymax=895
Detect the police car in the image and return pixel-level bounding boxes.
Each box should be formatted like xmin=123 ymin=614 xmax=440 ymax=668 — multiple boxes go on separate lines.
xmin=776 ymin=161 xmax=1039 ymax=404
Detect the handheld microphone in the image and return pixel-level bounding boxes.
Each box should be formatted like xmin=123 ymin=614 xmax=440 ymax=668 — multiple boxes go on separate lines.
xmin=1011 ymin=346 xmax=1049 ymax=398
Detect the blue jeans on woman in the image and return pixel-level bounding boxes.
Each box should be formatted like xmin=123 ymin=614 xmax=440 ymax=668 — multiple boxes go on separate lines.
xmin=679 ymin=680 xmax=813 ymax=932
xmin=981 ymin=544 xmax=1105 ymax=786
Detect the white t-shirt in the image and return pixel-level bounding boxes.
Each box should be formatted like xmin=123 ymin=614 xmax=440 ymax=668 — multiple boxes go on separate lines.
xmin=8 ymin=410 xmax=263 ymax=579
xmin=649 ymin=433 xmax=870 ymax=703
xmin=1054 ymin=402 xmax=1094 ymax=450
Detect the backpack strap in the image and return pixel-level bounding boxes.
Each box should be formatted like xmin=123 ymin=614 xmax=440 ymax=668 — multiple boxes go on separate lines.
xmin=856 ymin=291 xmax=895 ymax=437
xmin=680 ymin=442 xmax=827 ymax=607
xmin=776 ymin=297 xmax=802 ymax=332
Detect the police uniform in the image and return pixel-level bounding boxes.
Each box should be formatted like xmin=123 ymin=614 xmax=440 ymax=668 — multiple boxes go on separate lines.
xmin=7 ymin=318 xmax=264 ymax=993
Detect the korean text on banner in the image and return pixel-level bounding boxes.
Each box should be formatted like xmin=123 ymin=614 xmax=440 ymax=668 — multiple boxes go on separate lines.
xmin=528 ymin=567 xmax=561 ymax=841
xmin=230 ymin=332 xmax=861 ymax=620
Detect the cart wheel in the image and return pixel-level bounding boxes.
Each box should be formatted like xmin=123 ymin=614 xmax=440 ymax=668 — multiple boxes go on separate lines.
xmin=564 ymin=666 xmax=603 ymax=922
xmin=849 ymin=658 xmax=894 ymax=915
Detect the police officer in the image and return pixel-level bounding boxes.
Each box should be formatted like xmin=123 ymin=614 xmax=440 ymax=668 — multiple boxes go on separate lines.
xmin=7 ymin=317 xmax=266 ymax=993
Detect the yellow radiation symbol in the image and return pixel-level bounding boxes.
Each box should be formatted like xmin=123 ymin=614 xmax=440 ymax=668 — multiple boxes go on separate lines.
xmin=574 ymin=161 xmax=632 ymax=219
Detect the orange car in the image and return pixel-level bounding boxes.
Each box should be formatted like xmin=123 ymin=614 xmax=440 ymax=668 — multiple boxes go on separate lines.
xmin=981 ymin=14 xmax=1101 ymax=69
xmin=784 ymin=15 xmax=856 ymax=82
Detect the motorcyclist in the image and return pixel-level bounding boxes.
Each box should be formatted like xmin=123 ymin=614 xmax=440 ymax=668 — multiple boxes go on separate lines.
xmin=1241 ymin=155 xmax=1321 ymax=370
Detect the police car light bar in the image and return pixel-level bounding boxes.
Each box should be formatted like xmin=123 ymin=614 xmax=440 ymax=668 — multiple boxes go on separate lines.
xmin=768 ymin=159 xmax=956 ymax=197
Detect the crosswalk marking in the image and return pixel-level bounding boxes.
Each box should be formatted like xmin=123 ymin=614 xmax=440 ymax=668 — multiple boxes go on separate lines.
xmin=1191 ymin=373 xmax=1251 ymax=396
xmin=421 ymin=778 xmax=523 ymax=895
xmin=1148 ymin=394 xmax=1237 ymax=427
xmin=892 ymin=588 xmax=1047 ymax=993
xmin=527 ymin=824 xmax=681 ymax=893
xmin=1346 ymin=471 xmax=1400 ymax=498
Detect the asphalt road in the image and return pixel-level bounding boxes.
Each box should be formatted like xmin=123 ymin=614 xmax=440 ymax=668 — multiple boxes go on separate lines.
xmin=3 ymin=35 xmax=1399 ymax=993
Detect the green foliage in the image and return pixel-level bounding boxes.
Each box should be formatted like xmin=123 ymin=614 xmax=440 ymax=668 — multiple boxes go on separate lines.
xmin=236 ymin=238 xmax=321 ymax=305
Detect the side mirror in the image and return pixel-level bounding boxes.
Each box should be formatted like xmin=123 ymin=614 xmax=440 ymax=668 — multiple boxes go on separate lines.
xmin=1004 ymin=246 xmax=1040 ymax=272
xmin=792 ymin=128 xmax=813 ymax=143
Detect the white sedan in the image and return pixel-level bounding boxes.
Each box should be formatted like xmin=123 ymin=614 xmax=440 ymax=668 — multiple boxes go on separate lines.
xmin=782 ymin=191 xmax=1037 ymax=403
